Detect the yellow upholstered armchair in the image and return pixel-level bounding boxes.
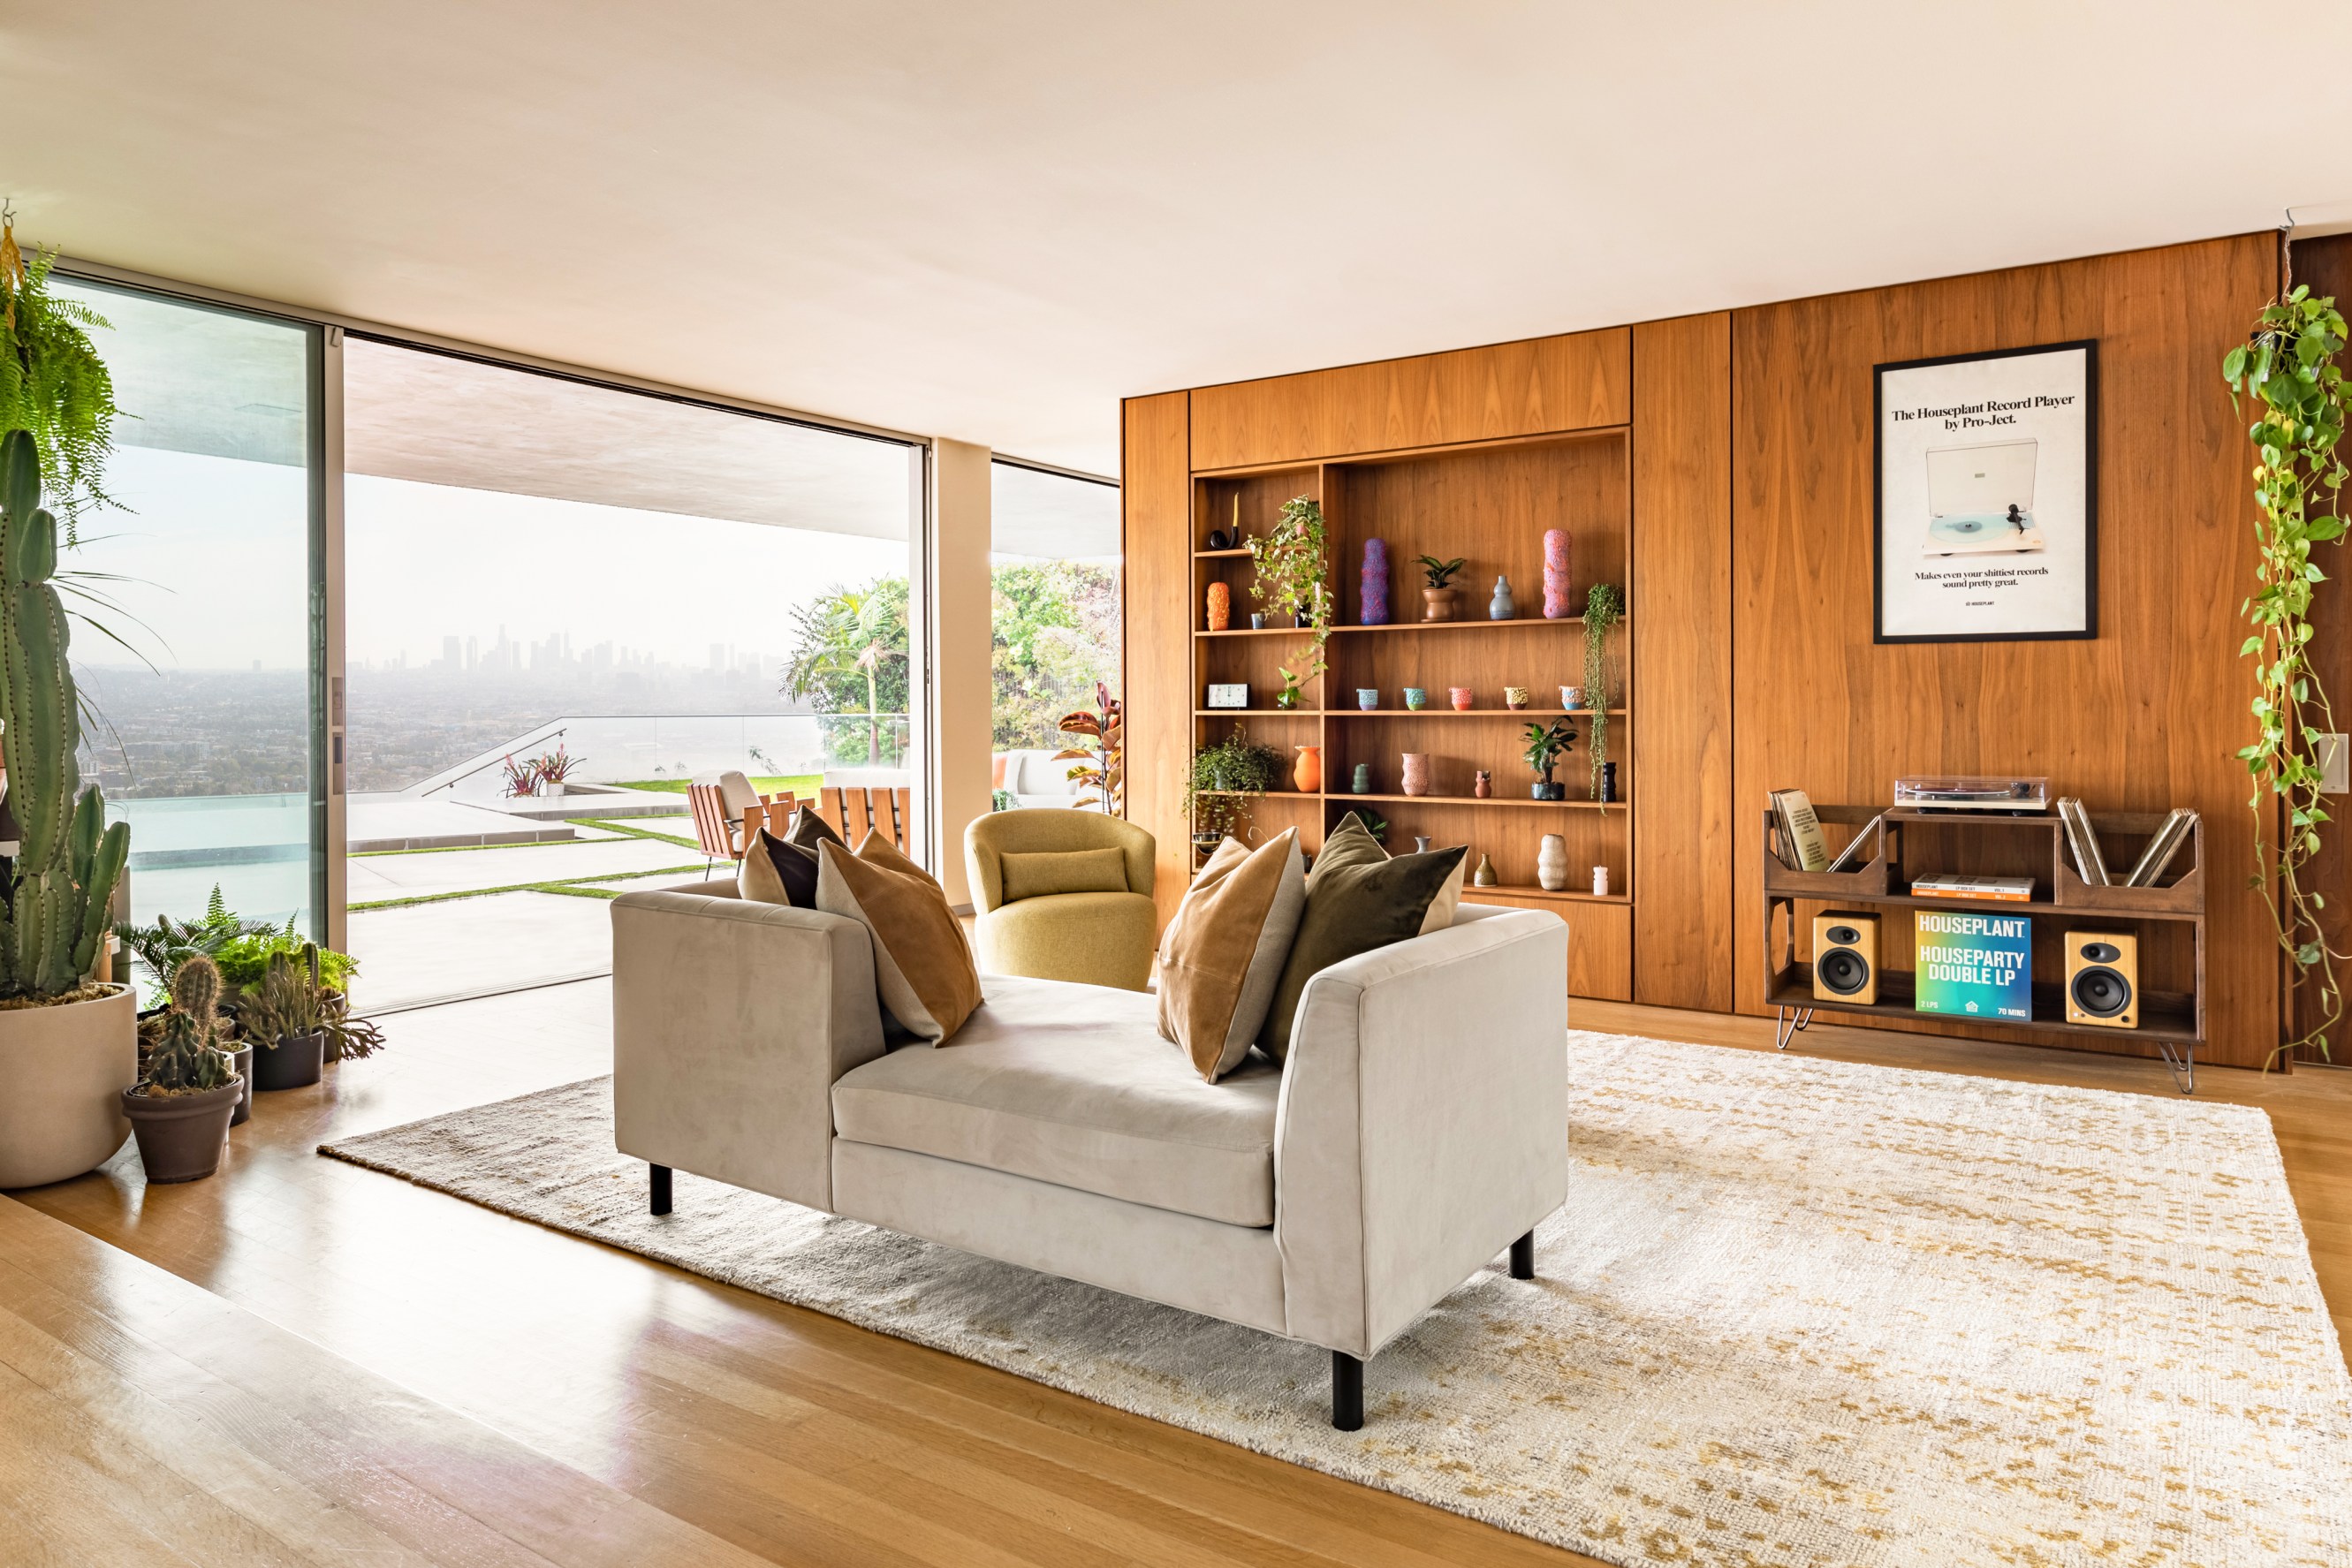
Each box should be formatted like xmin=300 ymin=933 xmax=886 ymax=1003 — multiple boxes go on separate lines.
xmin=964 ymin=811 xmax=1157 ymax=991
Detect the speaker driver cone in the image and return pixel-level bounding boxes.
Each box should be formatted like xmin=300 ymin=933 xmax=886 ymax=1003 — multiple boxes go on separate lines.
xmin=1817 ymin=948 xmax=1870 ymax=996
xmin=2070 ymin=966 xmax=2130 ymax=1018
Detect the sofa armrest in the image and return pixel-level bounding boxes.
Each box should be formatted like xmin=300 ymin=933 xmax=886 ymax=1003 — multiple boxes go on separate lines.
xmin=1272 ymin=907 xmax=1567 ymax=1359
xmin=611 ymin=884 xmax=886 ymax=1210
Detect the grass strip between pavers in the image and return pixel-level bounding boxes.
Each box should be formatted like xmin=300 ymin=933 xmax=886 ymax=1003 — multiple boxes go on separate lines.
xmin=350 ymin=862 xmax=709 ymax=913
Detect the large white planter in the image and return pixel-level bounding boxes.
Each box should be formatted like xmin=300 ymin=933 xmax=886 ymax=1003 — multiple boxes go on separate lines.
xmin=0 ymin=984 xmax=137 ymax=1188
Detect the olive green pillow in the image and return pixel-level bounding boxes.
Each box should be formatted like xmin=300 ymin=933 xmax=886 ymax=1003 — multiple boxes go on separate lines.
xmin=999 ymin=846 xmax=1129 ymax=903
xmin=1312 ymin=813 xmax=1467 ymax=934
xmin=1260 ymin=829 xmax=1468 ymax=1063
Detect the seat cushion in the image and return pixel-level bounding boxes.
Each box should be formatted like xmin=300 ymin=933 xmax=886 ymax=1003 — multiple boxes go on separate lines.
xmin=977 ymin=891 xmax=1157 ymax=991
xmin=831 ymin=974 xmax=1280 ymax=1225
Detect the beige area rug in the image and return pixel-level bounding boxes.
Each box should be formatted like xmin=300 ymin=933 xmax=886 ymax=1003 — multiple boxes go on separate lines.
xmin=320 ymin=1033 xmax=2352 ymax=1566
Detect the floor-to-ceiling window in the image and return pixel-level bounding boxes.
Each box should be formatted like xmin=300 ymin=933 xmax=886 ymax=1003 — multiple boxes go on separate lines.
xmin=53 ymin=279 xmax=323 ymax=943
xmin=988 ymin=460 xmax=1119 ymax=810
xmin=342 ymin=340 xmax=922 ymax=1009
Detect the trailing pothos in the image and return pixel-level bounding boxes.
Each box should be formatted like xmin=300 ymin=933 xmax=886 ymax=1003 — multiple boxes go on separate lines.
xmin=1248 ymin=496 xmax=1332 ymax=706
xmin=2224 ymin=284 xmax=2350 ymax=1063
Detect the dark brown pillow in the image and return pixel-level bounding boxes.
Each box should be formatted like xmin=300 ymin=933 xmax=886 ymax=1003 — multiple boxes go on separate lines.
xmin=1258 ymin=835 xmax=1468 ymax=1062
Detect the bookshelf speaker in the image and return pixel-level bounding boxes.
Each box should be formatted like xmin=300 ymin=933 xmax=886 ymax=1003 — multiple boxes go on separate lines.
xmin=1811 ymin=911 xmax=1879 ymax=1006
xmin=2065 ymin=932 xmax=2138 ymax=1028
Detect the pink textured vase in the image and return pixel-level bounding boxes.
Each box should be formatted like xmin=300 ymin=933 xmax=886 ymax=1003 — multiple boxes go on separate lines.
xmin=1400 ymin=753 xmax=1431 ymax=797
xmin=1542 ymin=527 xmax=1574 ymax=619
xmin=1360 ymin=539 xmax=1390 ymax=625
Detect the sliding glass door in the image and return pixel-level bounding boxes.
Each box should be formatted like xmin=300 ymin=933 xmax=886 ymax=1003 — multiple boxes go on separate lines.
xmin=51 ymin=279 xmax=323 ymax=948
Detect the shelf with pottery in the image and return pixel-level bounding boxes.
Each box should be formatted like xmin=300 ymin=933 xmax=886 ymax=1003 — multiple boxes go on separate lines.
xmin=1331 ymin=708 xmax=1627 ymax=718
xmin=1335 ymin=792 xmax=1623 ymax=812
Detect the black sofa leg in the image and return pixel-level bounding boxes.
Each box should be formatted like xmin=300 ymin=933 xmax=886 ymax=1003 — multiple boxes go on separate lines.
xmin=1332 ymin=1351 xmax=1363 ymax=1431
xmin=1509 ymin=1230 xmax=1536 ymax=1280
xmin=649 ymin=1163 xmax=672 ymax=1216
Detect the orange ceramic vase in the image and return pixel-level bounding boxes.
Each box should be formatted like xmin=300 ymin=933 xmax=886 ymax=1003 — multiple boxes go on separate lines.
xmin=1206 ymin=581 xmax=1231 ymax=632
xmin=1293 ymin=746 xmax=1323 ymax=793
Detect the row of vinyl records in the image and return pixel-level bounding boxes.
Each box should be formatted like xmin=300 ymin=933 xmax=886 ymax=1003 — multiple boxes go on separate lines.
xmin=2057 ymin=798 xmax=2196 ymax=889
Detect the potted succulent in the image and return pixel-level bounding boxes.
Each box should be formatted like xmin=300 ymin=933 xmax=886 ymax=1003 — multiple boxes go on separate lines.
xmin=535 ymin=744 xmax=582 ymax=799
xmin=239 ymin=946 xmax=327 ymax=1092
xmin=120 ymin=955 xmax=241 ymax=1183
xmin=1415 ymin=556 xmax=1467 ymax=621
xmin=1522 ymin=717 xmax=1579 ymax=802
xmin=0 ymin=430 xmax=140 ymax=1190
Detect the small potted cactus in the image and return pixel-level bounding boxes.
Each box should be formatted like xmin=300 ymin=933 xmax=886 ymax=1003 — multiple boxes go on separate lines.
xmin=120 ymin=955 xmax=242 ymax=1183
xmin=239 ymin=944 xmax=328 ymax=1092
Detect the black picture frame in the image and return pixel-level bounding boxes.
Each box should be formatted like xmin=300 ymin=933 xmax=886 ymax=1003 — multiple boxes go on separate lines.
xmin=1872 ymin=339 xmax=2098 ymax=645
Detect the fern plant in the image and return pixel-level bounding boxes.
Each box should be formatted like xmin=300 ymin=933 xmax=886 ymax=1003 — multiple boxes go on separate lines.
xmin=0 ymin=215 xmax=119 ymax=539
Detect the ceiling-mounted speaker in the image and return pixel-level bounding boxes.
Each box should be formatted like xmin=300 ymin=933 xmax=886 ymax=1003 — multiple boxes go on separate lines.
xmin=1812 ymin=911 xmax=1878 ymax=1007
xmin=2066 ymin=931 xmax=2137 ymax=1028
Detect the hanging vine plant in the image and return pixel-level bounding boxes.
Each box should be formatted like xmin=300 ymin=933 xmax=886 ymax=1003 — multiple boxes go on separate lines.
xmin=2223 ymin=282 xmax=2350 ymax=1063
xmin=1184 ymin=723 xmax=1283 ymax=850
xmin=0 ymin=205 xmax=121 ymax=540
xmin=1582 ymin=582 xmax=1622 ymax=799
xmin=1248 ymin=496 xmax=1332 ymax=706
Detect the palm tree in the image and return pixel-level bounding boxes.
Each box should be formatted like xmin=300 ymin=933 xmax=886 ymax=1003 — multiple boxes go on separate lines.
xmin=784 ymin=582 xmax=907 ymax=766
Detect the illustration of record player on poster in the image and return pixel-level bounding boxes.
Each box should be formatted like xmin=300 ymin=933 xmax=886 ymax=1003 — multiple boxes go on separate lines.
xmin=1875 ymin=340 xmax=2097 ymax=643
xmin=1923 ymin=438 xmax=2045 ymax=557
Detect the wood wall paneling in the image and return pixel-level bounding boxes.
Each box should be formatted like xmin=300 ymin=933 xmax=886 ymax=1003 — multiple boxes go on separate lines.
xmin=1631 ymin=314 xmax=1734 ymax=1011
xmin=1473 ymin=892 xmax=1633 ymax=1002
xmin=2289 ymin=232 xmax=2350 ymax=1067
xmin=1189 ymin=330 xmax=1632 ymax=471
xmin=1121 ymin=392 xmax=1194 ymax=932
xmin=1730 ymin=234 xmax=2279 ymax=1068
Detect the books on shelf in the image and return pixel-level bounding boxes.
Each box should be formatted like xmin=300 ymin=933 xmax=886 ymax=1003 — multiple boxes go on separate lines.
xmin=1910 ymin=874 xmax=2034 ymax=903
xmin=1769 ymin=789 xmax=1829 ymax=871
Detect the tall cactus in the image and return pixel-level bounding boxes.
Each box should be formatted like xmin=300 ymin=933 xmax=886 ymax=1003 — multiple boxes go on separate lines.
xmin=0 ymin=428 xmax=128 ymax=996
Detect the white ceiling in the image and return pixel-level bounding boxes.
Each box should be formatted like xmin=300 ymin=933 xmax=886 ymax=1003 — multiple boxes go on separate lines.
xmin=5 ymin=2 xmax=2348 ymax=478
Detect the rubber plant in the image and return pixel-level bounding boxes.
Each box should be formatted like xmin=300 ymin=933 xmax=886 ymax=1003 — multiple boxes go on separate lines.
xmin=2224 ymin=283 xmax=2350 ymax=1062
xmin=1053 ymin=681 xmax=1124 ymax=813
xmin=1582 ymin=582 xmax=1623 ymax=799
xmin=0 ymin=209 xmax=119 ymax=540
xmin=1248 ymin=496 xmax=1332 ymax=707
xmin=0 ymin=428 xmax=129 ymax=1001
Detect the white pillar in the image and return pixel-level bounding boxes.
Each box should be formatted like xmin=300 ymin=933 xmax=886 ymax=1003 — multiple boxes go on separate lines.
xmin=928 ymin=439 xmax=993 ymax=909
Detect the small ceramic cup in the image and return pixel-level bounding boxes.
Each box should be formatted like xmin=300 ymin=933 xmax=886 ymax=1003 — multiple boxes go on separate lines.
xmin=1403 ymin=687 xmax=1428 ymax=711
xmin=1249 ymin=613 xmax=1266 ymax=631
xmin=1560 ymin=685 xmax=1587 ymax=710
xmin=1504 ymin=686 xmax=1530 ymax=710
xmin=1356 ymin=688 xmax=1379 ymax=710
xmin=1592 ymin=866 xmax=1612 ymax=897
xmin=1449 ymin=686 xmax=1473 ymax=711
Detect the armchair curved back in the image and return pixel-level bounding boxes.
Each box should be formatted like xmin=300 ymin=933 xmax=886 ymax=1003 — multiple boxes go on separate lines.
xmin=964 ymin=811 xmax=1155 ymax=914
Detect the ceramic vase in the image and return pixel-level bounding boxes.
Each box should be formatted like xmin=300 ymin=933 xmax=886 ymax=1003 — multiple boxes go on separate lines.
xmin=1592 ymin=865 xmax=1612 ymax=897
xmin=1473 ymin=852 xmax=1498 ymax=888
xmin=1412 ymin=836 xmax=1433 ymax=854
xmin=1294 ymin=746 xmax=1323 ymax=793
xmin=1560 ymin=685 xmax=1586 ymax=710
xmin=1403 ymin=687 xmax=1428 ymax=711
xmin=1206 ymin=582 xmax=1230 ymax=632
xmin=1400 ymin=753 xmax=1431 ymax=798
xmin=1537 ymin=834 xmax=1568 ymax=891
xmin=1423 ymin=587 xmax=1459 ymax=622
xmin=1360 ymin=539 xmax=1391 ymax=625
xmin=1356 ymin=687 xmax=1378 ymax=710
xmin=1504 ymin=686 xmax=1529 ymax=710
xmin=1207 ymin=529 xmax=1232 ymax=550
xmin=1543 ymin=528 xmax=1574 ymax=619
xmin=1473 ymin=769 xmax=1491 ymax=798
xmin=1490 ymin=575 xmax=1515 ymax=620
xmin=1601 ymin=761 xmax=1619 ymax=804
xmin=1449 ymin=686 xmax=1473 ymax=711
xmin=1351 ymin=762 xmax=1372 ymax=794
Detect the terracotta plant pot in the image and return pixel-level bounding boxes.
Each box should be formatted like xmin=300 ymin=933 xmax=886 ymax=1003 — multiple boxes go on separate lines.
xmin=229 ymin=1044 xmax=254 ymax=1125
xmin=1400 ymin=753 xmax=1432 ymax=798
xmin=1293 ymin=746 xmax=1323 ymax=793
xmin=1422 ymin=587 xmax=1459 ymax=622
xmin=251 ymin=1029 xmax=326 ymax=1092
xmin=121 ymin=1081 xmax=241 ymax=1184
xmin=1448 ymin=687 xmax=1473 ymax=711
xmin=0 ymin=984 xmax=137 ymax=1189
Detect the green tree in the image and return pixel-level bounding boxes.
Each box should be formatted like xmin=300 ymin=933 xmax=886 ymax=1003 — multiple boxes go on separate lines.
xmin=783 ymin=576 xmax=909 ymax=765
xmin=992 ymin=561 xmax=1119 ymax=751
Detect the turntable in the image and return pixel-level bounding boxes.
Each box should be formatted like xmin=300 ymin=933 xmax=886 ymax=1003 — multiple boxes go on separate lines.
xmin=1923 ymin=439 xmax=2045 ymax=557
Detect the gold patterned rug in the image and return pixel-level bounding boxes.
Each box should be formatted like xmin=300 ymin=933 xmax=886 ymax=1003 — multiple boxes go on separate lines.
xmin=322 ymin=1032 xmax=2352 ymax=1565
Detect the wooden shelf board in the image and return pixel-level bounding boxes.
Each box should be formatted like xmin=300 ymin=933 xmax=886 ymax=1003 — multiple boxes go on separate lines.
xmin=1764 ymin=884 xmax=2203 ymax=924
xmin=1330 ymin=708 xmax=1627 ymax=718
xmin=1330 ymin=617 xmax=1614 ymax=634
xmin=1335 ymin=792 xmax=1624 ymax=812
xmin=1188 ymin=423 xmax=1630 ymax=478
xmin=1195 ymin=625 xmax=1312 ymax=638
xmin=1192 ymin=708 xmax=1324 ymax=717
xmin=1192 ymin=548 xmax=1253 ymax=558
xmin=1769 ymin=966 xmax=2201 ymax=1045
xmin=1470 ymin=882 xmax=1631 ymax=906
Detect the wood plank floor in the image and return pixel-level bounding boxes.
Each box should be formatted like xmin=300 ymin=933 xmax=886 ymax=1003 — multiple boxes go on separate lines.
xmin=7 ymin=980 xmax=2348 ymax=1565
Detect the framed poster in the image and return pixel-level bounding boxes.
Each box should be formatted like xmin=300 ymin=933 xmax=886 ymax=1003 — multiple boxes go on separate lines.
xmin=1874 ymin=340 xmax=2098 ymax=643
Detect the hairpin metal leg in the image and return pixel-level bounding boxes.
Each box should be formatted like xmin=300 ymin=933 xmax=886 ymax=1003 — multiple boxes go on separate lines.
xmin=2154 ymin=1038 xmax=2196 ymax=1095
xmin=1774 ymin=1005 xmax=1813 ymax=1051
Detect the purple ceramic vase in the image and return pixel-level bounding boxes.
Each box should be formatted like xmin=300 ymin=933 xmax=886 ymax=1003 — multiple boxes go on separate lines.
xmin=1542 ymin=528 xmax=1573 ymax=619
xmin=1361 ymin=539 xmax=1391 ymax=625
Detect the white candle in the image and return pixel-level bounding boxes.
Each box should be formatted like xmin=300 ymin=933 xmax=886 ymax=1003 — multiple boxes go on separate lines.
xmin=1591 ymin=866 xmax=1611 ymax=897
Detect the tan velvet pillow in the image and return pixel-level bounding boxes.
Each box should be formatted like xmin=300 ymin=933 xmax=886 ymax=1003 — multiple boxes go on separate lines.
xmin=999 ymin=846 xmax=1128 ymax=903
xmin=1316 ymin=811 xmax=1466 ymax=935
xmin=1155 ymin=829 xmax=1306 ymax=1081
xmin=816 ymin=837 xmax=983 ymax=1043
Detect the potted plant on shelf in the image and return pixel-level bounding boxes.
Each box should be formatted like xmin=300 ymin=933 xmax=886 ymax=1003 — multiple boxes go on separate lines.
xmin=1248 ymin=497 xmax=1332 ymax=714
xmin=1186 ymin=724 xmax=1284 ymax=859
xmin=120 ymin=954 xmax=241 ymax=1183
xmin=1415 ymin=556 xmax=1467 ymax=621
xmin=236 ymin=945 xmax=330 ymax=1092
xmin=1522 ymin=717 xmax=1578 ymax=801
xmin=535 ymin=745 xmax=581 ymax=799
xmin=0 ymin=430 xmax=139 ymax=1190
xmin=1583 ymin=583 xmax=1623 ymax=799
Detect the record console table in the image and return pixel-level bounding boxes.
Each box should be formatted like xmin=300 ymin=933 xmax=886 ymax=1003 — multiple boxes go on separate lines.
xmin=1761 ymin=802 xmax=2206 ymax=1092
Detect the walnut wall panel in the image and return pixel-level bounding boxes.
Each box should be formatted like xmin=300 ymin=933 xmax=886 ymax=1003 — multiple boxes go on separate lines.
xmin=1120 ymin=391 xmax=1194 ymax=932
xmin=1730 ymin=234 xmax=2278 ymax=1068
xmin=1631 ymin=314 xmax=1734 ymax=1012
xmin=1189 ymin=330 xmax=1630 ymax=472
